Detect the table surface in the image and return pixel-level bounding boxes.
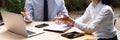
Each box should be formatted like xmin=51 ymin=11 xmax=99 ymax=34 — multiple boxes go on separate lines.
xmin=0 ymin=21 xmax=98 ymax=40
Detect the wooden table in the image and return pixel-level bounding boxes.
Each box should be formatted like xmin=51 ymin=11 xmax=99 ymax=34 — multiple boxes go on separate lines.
xmin=0 ymin=22 xmax=98 ymax=40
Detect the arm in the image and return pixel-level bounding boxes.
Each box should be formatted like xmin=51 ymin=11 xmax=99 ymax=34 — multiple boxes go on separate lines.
xmin=55 ymin=4 xmax=91 ymax=27
xmin=75 ymin=7 xmax=113 ymax=34
xmin=24 ymin=0 xmax=34 ymax=21
xmin=74 ymin=7 xmax=91 ymax=30
xmin=74 ymin=2 xmax=93 ymax=28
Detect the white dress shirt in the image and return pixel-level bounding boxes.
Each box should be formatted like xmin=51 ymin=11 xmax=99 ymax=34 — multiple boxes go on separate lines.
xmin=25 ymin=0 xmax=68 ymax=21
xmin=74 ymin=1 xmax=116 ymax=38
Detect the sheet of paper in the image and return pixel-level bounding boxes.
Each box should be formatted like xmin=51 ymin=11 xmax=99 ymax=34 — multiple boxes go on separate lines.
xmin=26 ymin=27 xmax=43 ymax=33
xmin=44 ymin=24 xmax=70 ymax=31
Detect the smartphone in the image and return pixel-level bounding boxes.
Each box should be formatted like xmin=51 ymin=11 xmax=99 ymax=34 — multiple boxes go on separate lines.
xmin=61 ymin=31 xmax=84 ymax=39
xmin=35 ymin=23 xmax=49 ymax=28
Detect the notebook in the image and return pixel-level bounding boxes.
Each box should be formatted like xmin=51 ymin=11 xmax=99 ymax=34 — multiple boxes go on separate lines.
xmin=44 ymin=24 xmax=72 ymax=33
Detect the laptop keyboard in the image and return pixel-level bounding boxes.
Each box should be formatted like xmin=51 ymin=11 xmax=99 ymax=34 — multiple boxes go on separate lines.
xmin=27 ymin=30 xmax=35 ymax=35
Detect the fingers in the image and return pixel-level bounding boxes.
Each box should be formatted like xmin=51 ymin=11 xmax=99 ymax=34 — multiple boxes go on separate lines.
xmin=23 ymin=7 xmax=30 ymax=15
xmin=55 ymin=14 xmax=69 ymax=24
xmin=21 ymin=7 xmax=31 ymax=20
xmin=55 ymin=14 xmax=74 ymax=27
xmin=21 ymin=12 xmax=29 ymax=16
xmin=24 ymin=7 xmax=27 ymax=12
xmin=21 ymin=7 xmax=29 ymax=16
xmin=56 ymin=14 xmax=67 ymax=20
xmin=55 ymin=20 xmax=62 ymax=24
xmin=21 ymin=12 xmax=25 ymax=16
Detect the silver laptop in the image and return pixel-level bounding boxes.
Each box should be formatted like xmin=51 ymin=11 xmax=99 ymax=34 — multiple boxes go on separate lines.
xmin=1 ymin=11 xmax=44 ymax=37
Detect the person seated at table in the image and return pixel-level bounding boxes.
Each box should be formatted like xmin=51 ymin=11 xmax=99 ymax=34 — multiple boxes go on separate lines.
xmin=55 ymin=0 xmax=118 ymax=40
xmin=21 ymin=0 xmax=68 ymax=22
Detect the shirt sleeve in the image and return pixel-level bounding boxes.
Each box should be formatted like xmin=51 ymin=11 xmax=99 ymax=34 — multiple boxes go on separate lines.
xmin=74 ymin=2 xmax=92 ymax=28
xmin=24 ymin=0 xmax=34 ymax=21
xmin=74 ymin=7 xmax=91 ymax=33
xmin=57 ymin=0 xmax=68 ymax=15
xmin=75 ymin=7 xmax=113 ymax=34
xmin=25 ymin=0 xmax=34 ymax=20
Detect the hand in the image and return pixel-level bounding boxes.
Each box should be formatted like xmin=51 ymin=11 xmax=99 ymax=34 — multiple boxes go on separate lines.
xmin=21 ymin=7 xmax=31 ymax=20
xmin=55 ymin=14 xmax=65 ymax=24
xmin=55 ymin=14 xmax=75 ymax=27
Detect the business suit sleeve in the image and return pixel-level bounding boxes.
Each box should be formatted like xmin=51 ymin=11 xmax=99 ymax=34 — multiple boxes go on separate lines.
xmin=25 ymin=0 xmax=34 ymax=19
xmin=57 ymin=0 xmax=68 ymax=15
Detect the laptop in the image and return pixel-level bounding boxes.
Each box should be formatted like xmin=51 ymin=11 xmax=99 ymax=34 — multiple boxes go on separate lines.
xmin=1 ymin=10 xmax=44 ymax=37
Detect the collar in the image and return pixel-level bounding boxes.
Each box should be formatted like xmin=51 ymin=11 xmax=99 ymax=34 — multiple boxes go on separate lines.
xmin=91 ymin=1 xmax=104 ymax=13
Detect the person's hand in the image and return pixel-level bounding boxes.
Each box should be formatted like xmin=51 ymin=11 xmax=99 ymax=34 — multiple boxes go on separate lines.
xmin=55 ymin=14 xmax=75 ymax=27
xmin=21 ymin=7 xmax=31 ymax=20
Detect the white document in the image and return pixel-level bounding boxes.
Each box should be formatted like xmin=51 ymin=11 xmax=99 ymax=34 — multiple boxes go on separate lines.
xmin=44 ymin=24 xmax=71 ymax=32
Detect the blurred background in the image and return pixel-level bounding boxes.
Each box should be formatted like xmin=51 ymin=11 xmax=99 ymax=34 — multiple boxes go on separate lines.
xmin=0 ymin=0 xmax=120 ymax=19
